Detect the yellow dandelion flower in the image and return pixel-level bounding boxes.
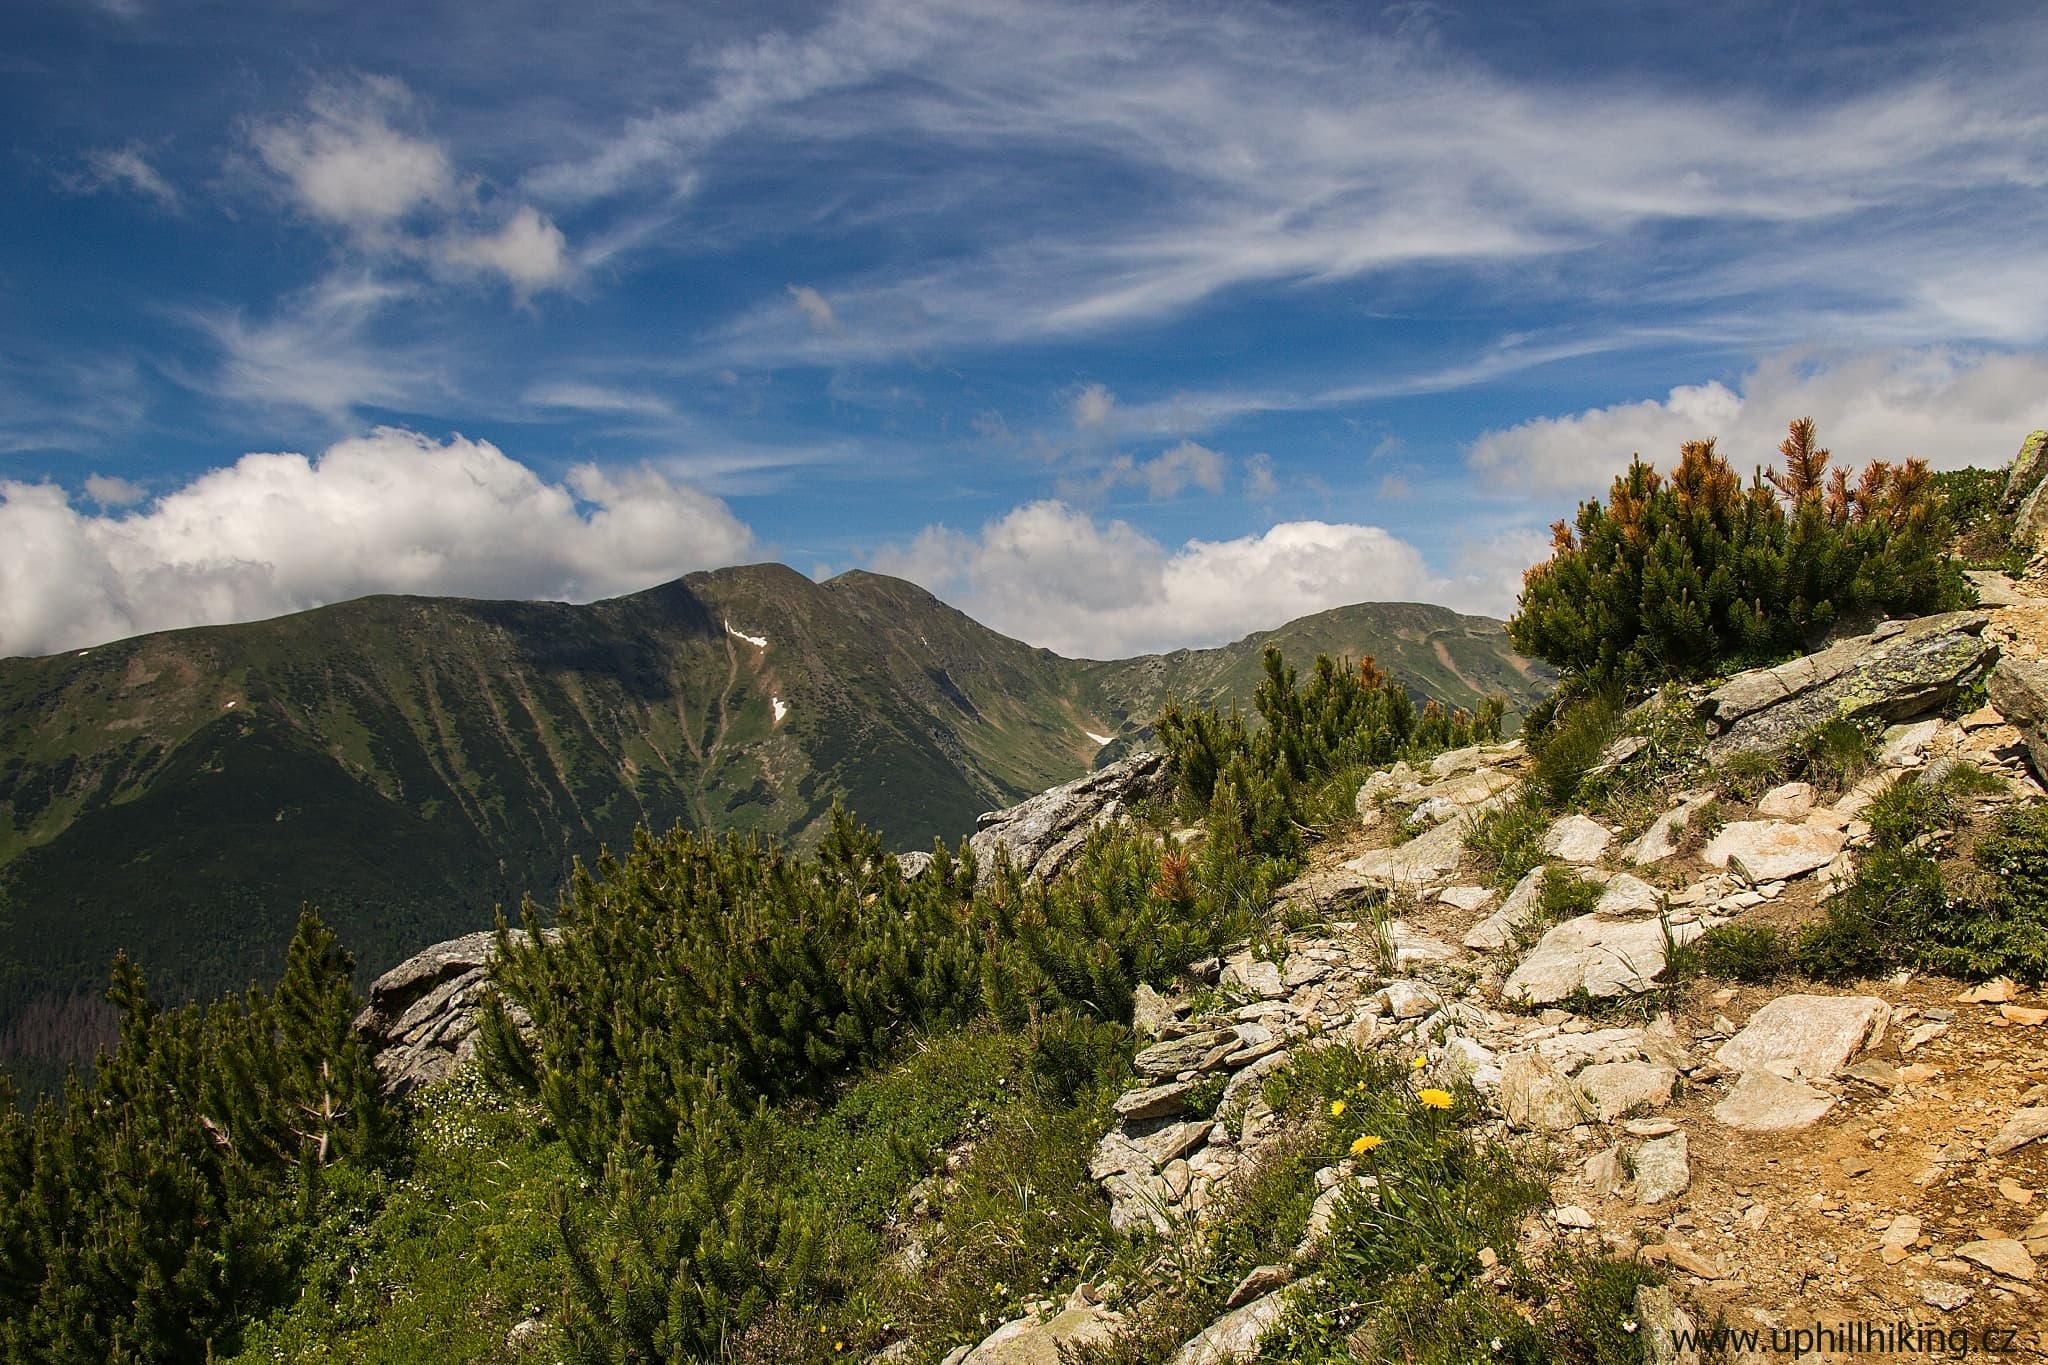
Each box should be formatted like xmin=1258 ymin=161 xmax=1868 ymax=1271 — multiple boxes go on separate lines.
xmin=1417 ymin=1088 xmax=1454 ymax=1110
xmin=1329 ymin=1099 xmax=1346 ymax=1118
xmin=1350 ymin=1134 xmax=1383 ymax=1156
xmin=1411 ymin=1055 xmax=1427 ymax=1069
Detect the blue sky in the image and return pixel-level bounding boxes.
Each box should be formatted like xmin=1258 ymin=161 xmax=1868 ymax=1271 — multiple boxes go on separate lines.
xmin=4 ymin=0 xmax=2047 ymax=658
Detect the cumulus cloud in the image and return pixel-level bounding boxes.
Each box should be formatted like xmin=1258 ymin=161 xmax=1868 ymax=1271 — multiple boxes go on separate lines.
xmin=1467 ymin=348 xmax=2048 ymax=494
xmin=1071 ymin=382 xmax=1116 ymax=430
xmin=441 ymin=206 xmax=573 ymax=293
xmin=84 ymin=474 xmax=146 ymax=506
xmin=786 ymin=284 xmax=839 ymax=333
xmin=871 ymin=500 xmax=1457 ymax=657
xmin=0 ymin=428 xmax=752 ymax=657
xmin=1064 ymin=440 xmax=1228 ymax=502
xmin=251 ymin=77 xmax=456 ymax=228
xmin=249 ymin=77 xmax=572 ymax=294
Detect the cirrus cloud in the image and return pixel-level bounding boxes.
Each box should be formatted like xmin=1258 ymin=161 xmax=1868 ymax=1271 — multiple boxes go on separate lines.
xmin=0 ymin=428 xmax=752 ymax=657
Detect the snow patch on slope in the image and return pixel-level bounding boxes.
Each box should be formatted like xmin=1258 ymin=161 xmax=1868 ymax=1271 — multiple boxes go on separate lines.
xmin=726 ymin=621 xmax=768 ymax=648
xmin=772 ymin=697 xmax=789 ymax=723
xmin=1084 ymin=730 xmax=1114 ymax=746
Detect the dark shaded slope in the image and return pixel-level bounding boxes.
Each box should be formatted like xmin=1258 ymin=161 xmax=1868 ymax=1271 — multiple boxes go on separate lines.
xmin=0 ymin=570 xmax=1545 ymax=1076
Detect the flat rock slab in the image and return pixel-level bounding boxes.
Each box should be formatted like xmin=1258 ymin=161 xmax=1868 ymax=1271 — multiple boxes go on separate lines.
xmin=1628 ymin=791 xmax=1717 ymax=866
xmin=1957 ymin=1239 xmax=2036 ymax=1282
xmin=1713 ymin=1069 xmax=1836 ymax=1131
xmin=1595 ymin=872 xmax=1661 ymax=917
xmin=1755 ymin=781 xmax=1815 ymax=819
xmin=1576 ymin=1060 xmax=1678 ymax=1122
xmin=1503 ymin=913 xmax=1708 ymax=1005
xmin=1134 ymin=1029 xmax=1237 ymax=1077
xmin=1220 ymin=953 xmax=1286 ymax=999
xmin=1464 ymin=866 xmax=1545 ymax=951
xmin=1880 ymin=718 xmax=1942 ymax=766
xmin=1343 ymin=812 xmax=1475 ymax=887
xmin=969 ymin=750 xmax=1170 ymax=885
xmin=1115 ymin=1081 xmax=1194 ymax=1121
xmin=1437 ymin=885 xmax=1498 ymax=913
xmin=1702 ymin=820 xmax=1845 ymax=882
xmin=1543 ymin=814 xmax=1613 ymax=863
xmin=1989 ymin=1108 xmax=2048 ymax=1157
xmin=1500 ymin=1051 xmax=1587 ymax=1131
xmin=1716 ymin=994 xmax=1889 ymax=1080
xmin=1701 ymin=610 xmax=1993 ymax=757
xmin=1634 ymin=1132 xmax=1691 ymax=1205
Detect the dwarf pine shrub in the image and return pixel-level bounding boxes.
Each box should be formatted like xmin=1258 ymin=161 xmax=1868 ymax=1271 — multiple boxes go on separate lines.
xmin=1510 ymin=419 xmax=1965 ymax=691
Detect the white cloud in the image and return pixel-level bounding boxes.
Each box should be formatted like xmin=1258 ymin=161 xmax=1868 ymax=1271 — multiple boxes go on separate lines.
xmin=0 ymin=428 xmax=752 ymax=657
xmin=1071 ymin=382 xmax=1116 ymax=429
xmin=525 ymin=381 xmax=674 ymax=417
xmin=642 ymin=1 xmax=2048 ymax=368
xmin=190 ymin=274 xmax=437 ymax=418
xmin=84 ymin=474 xmax=146 ymax=506
xmin=251 ymin=78 xmax=456 ymax=229
xmin=1243 ymin=452 xmax=1278 ymax=501
xmin=871 ymin=499 xmax=1458 ymax=657
xmin=249 ymin=77 xmax=573 ymax=294
xmin=786 ymin=284 xmax=839 ymax=332
xmin=1467 ymin=347 xmax=2048 ymax=493
xmin=440 ymin=206 xmax=573 ymax=294
xmin=1065 ymin=440 xmax=1228 ymax=502
xmin=74 ymin=146 xmax=179 ymax=210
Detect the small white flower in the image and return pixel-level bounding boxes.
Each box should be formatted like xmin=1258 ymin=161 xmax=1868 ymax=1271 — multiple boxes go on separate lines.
xmin=1623 ymin=1320 xmax=1638 ymax=1334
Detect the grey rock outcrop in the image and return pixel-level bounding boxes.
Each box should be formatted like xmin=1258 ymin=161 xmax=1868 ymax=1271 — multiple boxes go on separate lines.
xmin=957 ymin=1304 xmax=1124 ymax=1364
xmin=1699 ymin=612 xmax=1997 ymax=756
xmin=1988 ymin=657 xmax=2048 ymax=783
xmin=2009 ymin=429 xmax=2048 ymax=552
xmin=968 ymin=750 xmax=1170 ymax=884
xmin=353 ymin=929 xmax=535 ymax=1096
xmin=1166 ymin=1290 xmax=1289 ymax=1365
xmin=2005 ymin=429 xmax=2048 ymax=510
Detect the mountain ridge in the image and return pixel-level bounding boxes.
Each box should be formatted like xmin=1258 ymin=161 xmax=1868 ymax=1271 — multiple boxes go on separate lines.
xmin=0 ymin=564 xmax=1547 ymax=1075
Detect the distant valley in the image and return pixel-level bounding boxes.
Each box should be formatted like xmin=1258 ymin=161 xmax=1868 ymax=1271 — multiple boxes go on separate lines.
xmin=0 ymin=565 xmax=1546 ymax=1074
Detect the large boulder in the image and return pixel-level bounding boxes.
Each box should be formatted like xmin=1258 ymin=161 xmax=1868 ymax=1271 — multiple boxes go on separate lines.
xmin=2010 ymin=430 xmax=2048 ymax=552
xmin=1342 ymin=808 xmax=1480 ymax=887
xmin=1167 ymin=1291 xmax=1289 ymax=1365
xmin=353 ymin=929 xmax=534 ymax=1096
xmin=1989 ymin=658 xmax=2048 ymax=783
xmin=959 ymin=1305 xmax=1124 ymax=1364
xmin=968 ymin=750 xmax=1171 ymax=884
xmin=1503 ymin=913 xmax=1711 ymax=1006
xmin=1700 ymin=612 xmax=1997 ymax=756
xmin=2006 ymin=430 xmax=2048 ymax=511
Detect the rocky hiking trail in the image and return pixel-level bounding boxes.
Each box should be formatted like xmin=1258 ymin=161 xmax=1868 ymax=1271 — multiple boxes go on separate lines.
xmin=355 ymin=577 xmax=2048 ymax=1364
xmin=920 ymin=593 xmax=2048 ymax=1364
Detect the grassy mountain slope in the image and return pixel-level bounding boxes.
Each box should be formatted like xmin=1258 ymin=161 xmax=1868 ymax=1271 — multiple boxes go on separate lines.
xmin=0 ymin=568 xmax=1546 ymax=1071
xmin=1076 ymin=599 xmax=1548 ymax=756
